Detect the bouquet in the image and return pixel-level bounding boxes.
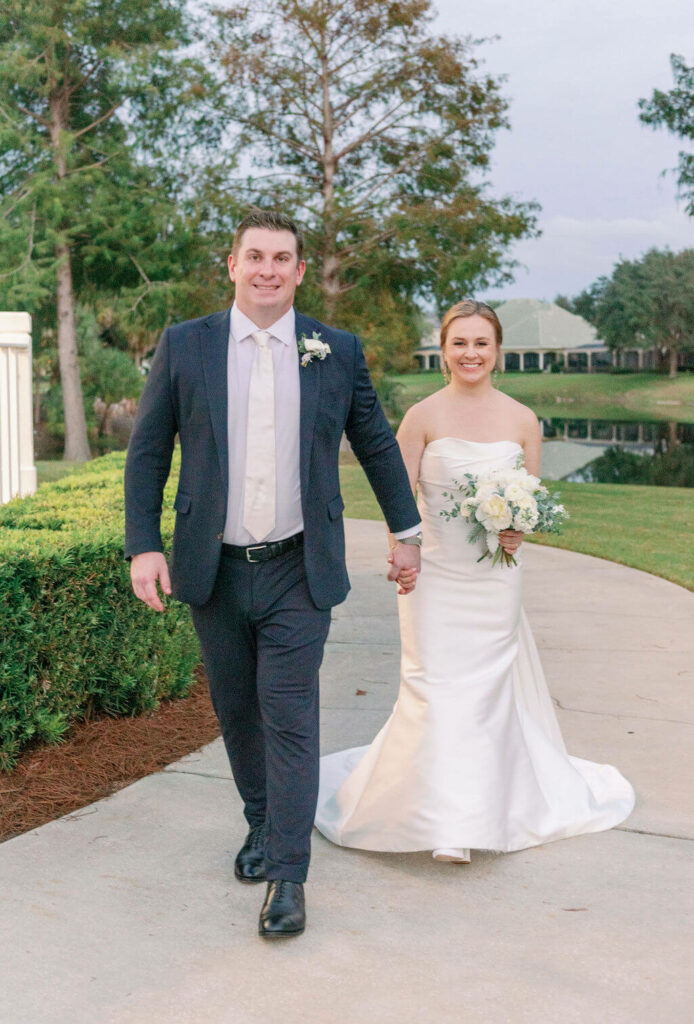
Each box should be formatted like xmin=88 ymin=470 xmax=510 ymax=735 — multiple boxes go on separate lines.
xmin=440 ymin=459 xmax=569 ymax=567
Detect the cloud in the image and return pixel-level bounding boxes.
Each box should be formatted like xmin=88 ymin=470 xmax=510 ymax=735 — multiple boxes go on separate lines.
xmin=490 ymin=207 xmax=693 ymax=300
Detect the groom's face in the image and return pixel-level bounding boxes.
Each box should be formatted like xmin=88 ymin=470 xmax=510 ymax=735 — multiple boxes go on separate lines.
xmin=228 ymin=228 xmax=306 ymax=324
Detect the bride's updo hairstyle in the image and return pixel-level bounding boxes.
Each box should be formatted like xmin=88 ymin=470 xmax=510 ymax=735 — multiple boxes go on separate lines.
xmin=440 ymin=300 xmax=503 ymax=348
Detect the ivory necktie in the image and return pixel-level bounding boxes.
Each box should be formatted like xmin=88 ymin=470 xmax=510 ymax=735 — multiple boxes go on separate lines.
xmin=243 ymin=330 xmax=276 ymax=541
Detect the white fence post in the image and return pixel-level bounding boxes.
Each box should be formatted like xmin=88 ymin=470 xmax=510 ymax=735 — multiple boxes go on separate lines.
xmin=0 ymin=311 xmax=37 ymax=505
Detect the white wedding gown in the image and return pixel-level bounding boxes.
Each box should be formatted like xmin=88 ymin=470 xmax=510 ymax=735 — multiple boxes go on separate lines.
xmin=315 ymin=438 xmax=635 ymax=858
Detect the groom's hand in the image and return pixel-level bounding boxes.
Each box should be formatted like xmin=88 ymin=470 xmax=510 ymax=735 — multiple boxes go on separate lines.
xmin=130 ymin=552 xmax=172 ymax=612
xmin=387 ymin=542 xmax=421 ymax=595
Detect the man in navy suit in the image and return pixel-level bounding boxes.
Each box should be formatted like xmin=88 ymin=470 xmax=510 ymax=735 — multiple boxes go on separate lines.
xmin=125 ymin=210 xmax=422 ymax=938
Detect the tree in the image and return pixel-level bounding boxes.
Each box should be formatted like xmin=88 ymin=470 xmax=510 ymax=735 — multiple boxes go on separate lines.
xmin=554 ymin=286 xmax=601 ymax=324
xmin=586 ymin=249 xmax=694 ymax=377
xmin=212 ymin=0 xmax=538 ymax=356
xmin=0 ymin=0 xmax=208 ymax=459
xmin=639 ymin=54 xmax=694 ymax=215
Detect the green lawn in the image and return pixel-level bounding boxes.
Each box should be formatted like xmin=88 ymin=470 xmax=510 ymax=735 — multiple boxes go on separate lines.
xmin=340 ymin=462 xmax=694 ymax=592
xmin=394 ymin=371 xmax=694 ymax=424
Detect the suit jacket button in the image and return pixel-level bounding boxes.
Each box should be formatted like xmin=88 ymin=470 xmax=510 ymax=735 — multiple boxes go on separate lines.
xmin=217 ymin=533 xmax=223 ymax=540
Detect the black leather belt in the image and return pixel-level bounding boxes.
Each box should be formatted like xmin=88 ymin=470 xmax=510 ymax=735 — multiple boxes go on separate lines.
xmin=221 ymin=532 xmax=304 ymax=564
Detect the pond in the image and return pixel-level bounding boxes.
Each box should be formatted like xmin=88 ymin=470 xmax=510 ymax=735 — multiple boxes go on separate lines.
xmin=540 ymin=418 xmax=694 ymax=487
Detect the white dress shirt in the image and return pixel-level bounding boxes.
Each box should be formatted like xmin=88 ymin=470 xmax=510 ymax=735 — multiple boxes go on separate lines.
xmin=223 ymin=303 xmax=303 ymax=545
xmin=222 ymin=301 xmax=421 ymax=546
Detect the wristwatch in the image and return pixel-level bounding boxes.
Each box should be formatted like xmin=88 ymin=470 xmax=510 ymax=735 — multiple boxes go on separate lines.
xmin=397 ymin=532 xmax=423 ymax=547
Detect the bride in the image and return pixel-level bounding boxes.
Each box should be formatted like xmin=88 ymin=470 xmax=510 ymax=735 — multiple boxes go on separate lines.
xmin=314 ymin=299 xmax=635 ymax=862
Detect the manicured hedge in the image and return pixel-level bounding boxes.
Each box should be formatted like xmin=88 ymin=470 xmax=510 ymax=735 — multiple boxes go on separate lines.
xmin=0 ymin=451 xmax=199 ymax=771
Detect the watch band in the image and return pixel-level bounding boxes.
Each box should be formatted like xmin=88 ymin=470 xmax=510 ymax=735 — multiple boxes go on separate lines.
xmin=398 ymin=532 xmax=423 ymax=547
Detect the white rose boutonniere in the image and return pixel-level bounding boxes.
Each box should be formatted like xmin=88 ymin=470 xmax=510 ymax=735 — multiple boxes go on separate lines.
xmin=298 ymin=331 xmax=331 ymax=367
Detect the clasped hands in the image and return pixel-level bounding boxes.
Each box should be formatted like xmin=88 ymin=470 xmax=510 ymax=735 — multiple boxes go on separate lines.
xmin=387 ymin=542 xmax=421 ymax=596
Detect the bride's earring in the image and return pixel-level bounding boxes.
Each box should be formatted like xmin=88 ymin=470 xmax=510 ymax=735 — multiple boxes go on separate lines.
xmin=441 ymin=359 xmax=450 ymax=384
xmin=493 ymin=354 xmax=501 ymax=386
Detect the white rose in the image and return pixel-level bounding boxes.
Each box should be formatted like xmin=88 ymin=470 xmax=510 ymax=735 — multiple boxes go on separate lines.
xmin=303 ymin=338 xmax=325 ymax=353
xmin=478 ymin=493 xmax=513 ymax=532
xmin=505 ymin=482 xmax=530 ymax=503
xmin=497 ymin=469 xmax=521 ymax=488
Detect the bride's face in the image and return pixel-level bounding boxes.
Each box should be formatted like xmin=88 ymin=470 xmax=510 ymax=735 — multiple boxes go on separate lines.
xmin=443 ymin=315 xmax=498 ymax=386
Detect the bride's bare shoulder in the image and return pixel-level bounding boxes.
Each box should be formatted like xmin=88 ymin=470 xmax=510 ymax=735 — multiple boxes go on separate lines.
xmin=402 ymin=389 xmax=446 ymax=421
xmin=398 ymin=389 xmax=446 ymax=441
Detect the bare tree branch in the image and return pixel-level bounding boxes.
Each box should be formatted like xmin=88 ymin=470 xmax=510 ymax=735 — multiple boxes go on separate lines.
xmin=72 ymin=100 xmax=125 ymax=139
xmin=16 ymin=103 xmax=50 ymax=128
xmin=64 ymin=150 xmax=117 ymax=175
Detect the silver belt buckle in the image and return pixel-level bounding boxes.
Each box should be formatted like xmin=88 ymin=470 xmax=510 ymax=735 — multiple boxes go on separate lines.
xmin=246 ymin=544 xmax=267 ymax=563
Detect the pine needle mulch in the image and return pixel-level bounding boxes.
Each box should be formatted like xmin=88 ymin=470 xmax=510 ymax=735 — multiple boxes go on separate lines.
xmin=0 ymin=668 xmax=220 ymax=843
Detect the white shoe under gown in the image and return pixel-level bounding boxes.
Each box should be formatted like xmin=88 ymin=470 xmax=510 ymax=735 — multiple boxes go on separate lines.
xmin=315 ymin=438 xmax=635 ymax=856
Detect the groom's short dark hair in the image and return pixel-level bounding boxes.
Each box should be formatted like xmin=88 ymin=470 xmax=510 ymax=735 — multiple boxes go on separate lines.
xmin=232 ymin=210 xmax=304 ymax=262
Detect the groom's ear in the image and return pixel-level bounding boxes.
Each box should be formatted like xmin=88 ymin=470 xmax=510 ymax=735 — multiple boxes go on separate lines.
xmin=295 ymin=259 xmax=306 ymax=287
xmin=227 ymin=253 xmax=237 ymax=283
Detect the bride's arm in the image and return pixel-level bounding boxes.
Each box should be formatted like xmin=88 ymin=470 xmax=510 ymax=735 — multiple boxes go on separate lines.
xmin=395 ymin=406 xmax=427 ymax=496
xmin=521 ymin=411 xmax=542 ymax=477
xmin=385 ymin=407 xmax=427 ymax=593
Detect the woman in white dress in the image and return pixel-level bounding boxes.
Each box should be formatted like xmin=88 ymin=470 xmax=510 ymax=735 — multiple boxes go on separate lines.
xmin=315 ymin=300 xmax=635 ymax=862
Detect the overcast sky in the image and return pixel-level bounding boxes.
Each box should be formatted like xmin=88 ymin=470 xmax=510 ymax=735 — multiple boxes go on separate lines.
xmin=433 ymin=0 xmax=693 ymax=301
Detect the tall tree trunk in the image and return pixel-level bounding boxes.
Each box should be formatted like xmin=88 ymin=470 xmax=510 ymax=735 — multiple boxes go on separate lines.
xmin=56 ymin=243 xmax=91 ymax=460
xmin=668 ymin=346 xmax=678 ymax=379
xmin=50 ymin=88 xmax=91 ymax=462
xmin=319 ymin=33 xmax=340 ymax=322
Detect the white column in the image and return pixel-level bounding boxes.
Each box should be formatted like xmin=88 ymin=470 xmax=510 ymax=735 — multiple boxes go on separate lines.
xmin=519 ymin=352 xmax=525 ymax=372
xmin=0 ymin=311 xmax=37 ymax=505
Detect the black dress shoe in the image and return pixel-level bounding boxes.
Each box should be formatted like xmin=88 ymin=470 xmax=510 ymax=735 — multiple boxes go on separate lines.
xmin=259 ymin=881 xmax=305 ymax=938
xmin=234 ymin=824 xmax=266 ymax=883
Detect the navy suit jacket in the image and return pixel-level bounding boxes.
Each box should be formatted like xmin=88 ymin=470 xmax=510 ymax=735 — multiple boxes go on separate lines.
xmin=124 ymin=308 xmax=420 ymax=609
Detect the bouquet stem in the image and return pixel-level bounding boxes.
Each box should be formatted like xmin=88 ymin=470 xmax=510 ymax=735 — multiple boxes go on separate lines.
xmin=477 ymin=547 xmax=518 ymax=567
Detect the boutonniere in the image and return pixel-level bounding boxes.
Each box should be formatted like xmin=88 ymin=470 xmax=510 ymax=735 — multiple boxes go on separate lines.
xmin=298 ymin=331 xmax=331 ymax=367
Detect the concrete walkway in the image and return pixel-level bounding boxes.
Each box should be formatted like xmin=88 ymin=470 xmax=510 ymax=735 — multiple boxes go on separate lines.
xmin=3 ymin=521 xmax=693 ymax=1024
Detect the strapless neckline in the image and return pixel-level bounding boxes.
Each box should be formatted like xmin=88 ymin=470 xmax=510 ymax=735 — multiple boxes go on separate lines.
xmin=425 ymin=437 xmax=523 ymax=452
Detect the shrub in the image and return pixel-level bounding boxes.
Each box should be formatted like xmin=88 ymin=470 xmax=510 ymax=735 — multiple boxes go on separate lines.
xmin=0 ymin=451 xmax=199 ymax=771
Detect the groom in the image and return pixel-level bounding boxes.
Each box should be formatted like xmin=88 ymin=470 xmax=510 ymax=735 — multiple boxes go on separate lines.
xmin=124 ymin=210 xmax=422 ymax=938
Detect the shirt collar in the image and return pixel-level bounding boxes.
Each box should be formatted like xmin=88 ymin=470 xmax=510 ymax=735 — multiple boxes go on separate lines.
xmin=230 ymin=302 xmax=295 ymax=346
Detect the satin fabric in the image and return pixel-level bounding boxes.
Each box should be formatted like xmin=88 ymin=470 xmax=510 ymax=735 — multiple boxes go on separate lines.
xmin=315 ymin=438 xmax=635 ymax=854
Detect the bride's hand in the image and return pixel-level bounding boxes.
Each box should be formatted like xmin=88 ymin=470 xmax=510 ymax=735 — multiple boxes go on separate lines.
xmin=498 ymin=529 xmax=524 ymax=555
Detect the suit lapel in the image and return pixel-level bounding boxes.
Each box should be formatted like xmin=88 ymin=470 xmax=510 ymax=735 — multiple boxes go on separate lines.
xmin=201 ymin=308 xmax=230 ymax=493
xmin=296 ymin=311 xmax=322 ymax=496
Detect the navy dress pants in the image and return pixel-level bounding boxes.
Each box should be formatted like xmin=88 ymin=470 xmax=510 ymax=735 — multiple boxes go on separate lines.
xmin=190 ymin=545 xmax=331 ymax=883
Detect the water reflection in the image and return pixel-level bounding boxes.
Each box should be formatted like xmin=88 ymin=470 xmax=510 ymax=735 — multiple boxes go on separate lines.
xmin=540 ymin=418 xmax=694 ymax=486
xmin=541 ymin=417 xmax=693 ymax=447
